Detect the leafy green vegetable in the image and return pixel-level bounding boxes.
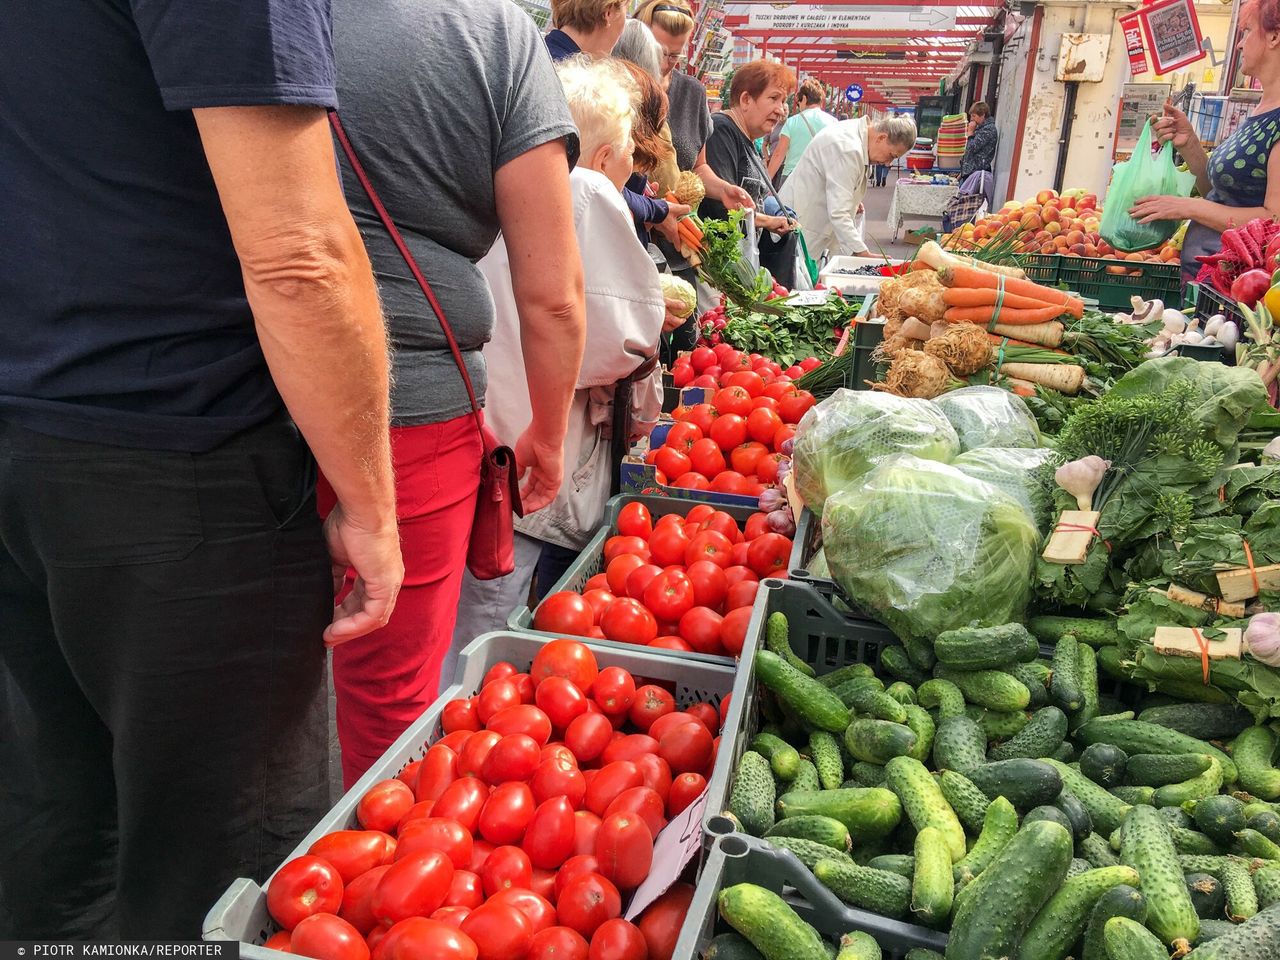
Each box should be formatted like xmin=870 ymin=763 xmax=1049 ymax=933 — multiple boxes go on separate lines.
xmin=952 ymin=446 xmax=1059 ymax=529
xmin=696 ymin=211 xmax=783 ymax=316
xmin=934 ymin=386 xmax=1042 ymax=451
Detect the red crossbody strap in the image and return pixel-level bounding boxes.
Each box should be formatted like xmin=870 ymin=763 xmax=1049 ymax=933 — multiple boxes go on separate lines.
xmin=328 ymin=110 xmax=485 ymax=438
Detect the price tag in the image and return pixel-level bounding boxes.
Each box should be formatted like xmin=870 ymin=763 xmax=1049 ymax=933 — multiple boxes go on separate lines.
xmin=623 ymin=787 xmax=709 ymax=920
xmin=789 ymin=290 xmax=830 ymax=306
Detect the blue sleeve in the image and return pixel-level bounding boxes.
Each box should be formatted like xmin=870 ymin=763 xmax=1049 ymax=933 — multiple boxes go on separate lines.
xmin=130 ymin=0 xmax=336 ymax=110
xmin=623 ymin=188 xmax=667 ymax=225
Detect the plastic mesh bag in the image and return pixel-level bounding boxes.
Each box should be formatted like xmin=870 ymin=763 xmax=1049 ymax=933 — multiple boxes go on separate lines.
xmin=793 ymin=389 xmax=959 ymax=515
xmin=933 ymin=386 xmax=1041 ymax=452
xmin=1100 ymin=121 xmax=1197 ymax=253
xmin=952 ymin=446 xmax=1059 ymax=529
xmin=821 ymin=455 xmax=1041 ymax=662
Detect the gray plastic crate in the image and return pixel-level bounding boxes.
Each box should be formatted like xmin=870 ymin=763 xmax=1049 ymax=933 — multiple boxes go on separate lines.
xmin=507 ymin=493 xmax=759 ymax=664
xmin=672 ymin=833 xmax=948 ymax=959
xmin=203 ymin=630 xmax=737 ymax=959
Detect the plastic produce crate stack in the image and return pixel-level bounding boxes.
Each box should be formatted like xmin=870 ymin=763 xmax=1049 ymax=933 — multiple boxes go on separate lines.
xmin=1008 ymin=253 xmax=1181 ymax=311
xmin=203 ymin=630 xmax=738 ymax=959
xmin=507 ymin=493 xmax=758 ymax=662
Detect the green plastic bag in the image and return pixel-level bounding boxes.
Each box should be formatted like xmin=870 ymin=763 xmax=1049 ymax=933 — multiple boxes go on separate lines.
xmin=1100 ymin=120 xmax=1196 ymax=253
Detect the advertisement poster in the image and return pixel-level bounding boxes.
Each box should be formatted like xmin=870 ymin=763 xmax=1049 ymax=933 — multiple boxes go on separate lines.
xmin=1139 ymin=0 xmax=1206 ymax=75
xmin=1119 ymin=12 xmax=1149 ymax=77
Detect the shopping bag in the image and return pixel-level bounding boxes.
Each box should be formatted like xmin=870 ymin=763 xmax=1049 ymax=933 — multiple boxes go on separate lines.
xmin=1100 ymin=120 xmax=1197 ymax=253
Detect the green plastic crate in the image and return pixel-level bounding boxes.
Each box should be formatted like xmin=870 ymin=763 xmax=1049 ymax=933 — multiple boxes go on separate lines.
xmin=1017 ymin=253 xmax=1182 ymax=311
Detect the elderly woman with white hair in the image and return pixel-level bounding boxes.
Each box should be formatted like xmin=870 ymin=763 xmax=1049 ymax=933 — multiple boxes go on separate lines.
xmin=780 ymin=114 xmax=917 ymax=258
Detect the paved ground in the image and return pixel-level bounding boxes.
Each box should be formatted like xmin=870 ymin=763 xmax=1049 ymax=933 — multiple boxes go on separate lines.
xmin=859 ymin=175 xmax=925 ymax=263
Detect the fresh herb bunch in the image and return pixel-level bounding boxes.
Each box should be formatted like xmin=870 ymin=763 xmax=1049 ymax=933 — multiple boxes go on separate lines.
xmin=1060 ymin=311 xmax=1159 ymax=379
xmin=696 ymin=210 xmax=784 ymax=316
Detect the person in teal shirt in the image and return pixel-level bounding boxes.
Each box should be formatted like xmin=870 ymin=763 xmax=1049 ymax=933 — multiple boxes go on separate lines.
xmin=768 ymin=78 xmax=837 ymax=186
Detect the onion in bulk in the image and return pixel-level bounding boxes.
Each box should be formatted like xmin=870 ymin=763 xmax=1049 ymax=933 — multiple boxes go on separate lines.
xmin=758 ymin=488 xmax=784 ymax=512
xmin=767 ymin=508 xmax=796 ymax=537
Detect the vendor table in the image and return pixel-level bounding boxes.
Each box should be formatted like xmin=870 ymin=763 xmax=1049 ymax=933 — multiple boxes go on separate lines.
xmin=887 ymin=180 xmax=959 ymax=240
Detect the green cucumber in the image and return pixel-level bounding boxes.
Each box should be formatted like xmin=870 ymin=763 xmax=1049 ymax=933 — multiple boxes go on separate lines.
xmin=764 ymin=815 xmax=851 ymax=851
xmin=1057 ymin=788 xmax=1095 ymax=841
xmin=1154 ymin=758 xmax=1223 ymax=808
xmin=1080 ymin=743 xmax=1129 ymax=789
xmin=938 ymin=770 xmax=991 ymax=835
xmin=916 ymin=678 xmax=966 ymax=721
xmin=791 ymin=758 xmax=821 ymax=794
xmin=1193 ymin=796 xmax=1247 ymax=846
xmin=1047 ymin=758 xmax=1134 ymax=836
xmin=878 ymin=645 xmax=930 ymax=687
xmin=846 ymin=761 xmax=886 ymax=788
xmin=866 ymin=853 xmax=915 ymax=878
xmin=886 ymin=681 xmax=917 ymax=705
xmin=703 ymin=932 xmax=766 ymax=960
xmin=1096 ymin=645 xmax=1126 ymax=680
xmin=1233 ymin=726 xmax=1280 ymax=801
xmin=817 ymin=663 xmax=876 ymax=688
xmin=1074 ymin=642 xmax=1101 ymax=730
xmin=1233 ymin=827 xmax=1280 ymax=860
xmin=755 ymin=650 xmax=851 ymax=734
xmin=931 ymin=716 xmax=987 ymax=776
xmin=808 ymin=731 xmax=844 ymax=792
xmin=1124 ymin=753 xmax=1213 ymax=787
xmin=1179 ymin=902 xmax=1280 ymax=960
xmin=903 ymin=950 xmax=943 ymax=960
xmin=775 ymin=787 xmax=902 ymax=843
xmin=813 ymin=858 xmax=912 ymax=919
xmin=1081 ymin=884 xmax=1147 ymax=960
xmin=751 ymin=731 xmax=802 ymax=782
xmin=1110 ymin=785 xmax=1157 ymax=806
xmin=933 ymin=622 xmax=1038 ymax=670
xmin=952 ymin=795 xmax=1018 ymax=884
xmin=910 ymin=826 xmax=953 ymax=927
xmin=1120 ymin=805 xmax=1201 ymax=948
xmin=1027 ymin=615 xmax=1121 ymax=648
xmin=935 ymin=665 xmax=1031 ymax=712
xmin=1136 ymin=702 xmax=1253 ymax=741
xmin=1254 ymin=863 xmax=1280 ymax=908
xmin=884 ymin=756 xmax=966 ymax=862
xmin=1016 ymin=864 xmax=1140 ymax=960
xmin=1050 ymin=634 xmax=1085 ymax=713
xmin=1080 ymin=831 xmax=1122 ymax=868
xmin=989 ymin=706 xmax=1068 ymax=761
xmin=1159 ymin=806 xmax=1193 ymax=830
xmin=1101 ymin=916 xmax=1167 ymax=960
xmin=838 ymin=683 xmax=909 ymax=724
xmin=844 ymin=719 xmax=917 ymax=766
xmin=765 ymin=835 xmax=854 ymax=870
xmin=901 ymin=704 xmax=935 ymax=765
xmin=730 ymin=750 xmax=777 ymax=836
xmin=966 ymin=706 xmax=1031 ymax=741
xmin=968 ymin=758 xmax=1063 ymax=810
xmin=717 ymin=883 xmax=829 ymax=960
xmin=1075 ymin=718 xmax=1238 ymax=785
xmin=1221 ymin=857 xmax=1260 ymax=921
xmin=1195 ymin=919 xmax=1237 ymax=941
xmin=765 ymin=612 xmax=815 ymax=677
xmin=1249 ymin=809 xmax=1280 ymax=844
xmin=1025 ymin=805 xmax=1074 ymax=834
xmin=947 ymin=820 xmax=1073 ymax=960
xmin=1009 ymin=661 xmax=1050 ymax=709
xmin=835 ymin=932 xmax=880 ymax=960
xmin=1186 ymin=872 xmax=1225 ymax=920
xmin=1170 ymin=827 xmax=1222 ymax=856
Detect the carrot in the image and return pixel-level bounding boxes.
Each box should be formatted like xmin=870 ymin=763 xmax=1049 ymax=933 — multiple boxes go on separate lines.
xmin=937 ymin=264 xmax=1084 ymax=317
xmin=683 ymin=218 xmax=704 ymax=243
xmin=677 ymin=220 xmax=701 ymax=251
xmin=998 ymin=361 xmax=1086 ymax=395
xmin=991 ymin=321 xmax=1064 ymax=348
xmin=944 ymin=288 xmax=1068 ymax=312
xmin=984 ymin=332 xmax=1069 ymax=354
xmin=1005 ymin=378 xmax=1038 ymax=397
xmin=945 ymin=304 xmax=1071 ymax=325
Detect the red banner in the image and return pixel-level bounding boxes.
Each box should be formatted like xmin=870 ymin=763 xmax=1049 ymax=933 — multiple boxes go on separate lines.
xmin=1120 ymin=12 xmax=1149 ymax=77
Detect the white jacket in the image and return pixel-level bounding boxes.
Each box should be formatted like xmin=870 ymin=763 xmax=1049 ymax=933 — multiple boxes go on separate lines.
xmin=479 ymin=167 xmax=665 ymax=550
xmin=780 ymin=118 xmax=871 ymax=258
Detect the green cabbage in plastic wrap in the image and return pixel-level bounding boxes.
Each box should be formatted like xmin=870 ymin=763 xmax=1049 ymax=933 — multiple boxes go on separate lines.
xmin=793 ymin=389 xmax=959 ymax=515
xmin=821 ymin=455 xmax=1041 ymax=665
xmin=933 ymin=386 xmax=1041 ymax=452
xmin=952 ymin=446 xmax=1059 ymax=530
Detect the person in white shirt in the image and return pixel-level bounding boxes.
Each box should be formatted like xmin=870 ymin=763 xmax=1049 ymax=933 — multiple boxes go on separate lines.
xmin=780 ymin=115 xmax=916 ymax=258
xmin=768 ymin=78 xmax=838 ymax=187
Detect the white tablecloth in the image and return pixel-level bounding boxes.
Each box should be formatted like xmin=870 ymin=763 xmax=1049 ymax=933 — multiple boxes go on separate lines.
xmin=887 ymin=181 xmax=959 ymax=240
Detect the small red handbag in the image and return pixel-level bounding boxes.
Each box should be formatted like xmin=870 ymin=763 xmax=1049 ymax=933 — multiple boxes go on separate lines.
xmin=329 ymin=110 xmax=522 ymax=580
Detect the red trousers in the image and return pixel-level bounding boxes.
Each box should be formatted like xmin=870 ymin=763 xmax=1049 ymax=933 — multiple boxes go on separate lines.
xmin=319 ymin=413 xmax=481 ymax=787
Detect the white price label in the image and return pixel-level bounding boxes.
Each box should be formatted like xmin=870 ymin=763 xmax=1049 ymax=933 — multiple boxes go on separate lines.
xmin=623 ymin=787 xmax=709 ymax=920
xmin=789 ymin=290 xmax=830 ymax=306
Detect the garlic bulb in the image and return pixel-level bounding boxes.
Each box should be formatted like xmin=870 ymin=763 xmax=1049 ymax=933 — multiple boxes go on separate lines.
xmin=1219 ymin=323 xmax=1239 ymax=351
xmin=1055 ymin=455 xmax=1111 ymax=512
xmin=1245 ymin=612 xmax=1280 ymax=667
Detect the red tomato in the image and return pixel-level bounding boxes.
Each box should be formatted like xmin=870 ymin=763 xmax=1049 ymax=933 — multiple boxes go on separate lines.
xmin=372 ymin=850 xmax=455 ymax=925
xmin=604 ymin=554 xmax=646 ymax=597
xmin=444 ymin=870 xmax=485 ymax=910
xmin=432 ymin=778 xmax=490 ymax=833
xmin=751 ymin=394 xmax=779 ymax=411
xmin=615 ymin=502 xmax=653 ymax=540
xmin=689 ymin=346 xmax=716 ymax=373
xmin=596 ymin=733 xmax=655 ymax=766
xmin=511 ymin=673 xmax=537 ymax=705
xmin=530 ymin=755 xmax=586 ymax=809
xmin=746 ymin=532 xmax=791 ymax=578
xmin=724 ymin=370 xmax=765 ymax=397
xmin=646 ymin=711 xmax=699 ymax=742
xmin=773 ymin=424 xmax=796 ymax=450
xmin=677 ymin=606 xmax=724 ymax=655
xmin=469 ymin=840 xmax=495 ymax=874
xmin=290 ymin=913 xmax=368 ymax=960
xmin=588 ymin=918 xmax=648 ymax=960
xmin=457 ymin=730 xmax=502 ymax=778
xmin=628 ymin=685 xmax=676 ymax=732
xmin=437 ymin=728 xmax=472 ymax=755
xmin=709 ymin=471 xmax=750 ymax=495
xmin=483 ymin=662 xmax=518 ymax=687
xmin=681 ymin=504 xmax=711 ymax=523
xmin=658 ymin=719 xmax=713 ymax=774
xmin=649 ymin=635 xmax=691 ymax=652
xmin=662 ymin=421 xmax=702 ymax=453
xmin=742 ymin=513 xmax=770 ymax=542
xmin=724 ymin=580 xmax=759 ymax=611
xmin=532 ymin=868 xmax=557 ymax=903
xmin=755 ymin=453 xmax=784 ymax=484
xmin=603 ymin=535 xmax=649 ymax=565
xmin=534 ymin=676 xmax=589 ymax=730
xmin=374 ymin=918 xmax=477 ymax=960
xmin=671 ymin=472 xmax=710 ymax=491
xmin=710 ymin=386 xmax=752 ymax=417
xmin=533 ymin=592 xmax=594 ymax=636
xmin=522 ymin=795 xmax=576 ymax=869
xmin=667 ymin=773 xmax=707 ymax=818
xmin=478 ymin=782 xmax=536 ymax=846
xmin=652 ymin=446 xmax=692 ymax=479
xmin=356 ymin=780 xmax=414 ymax=834
xmin=670 ymin=362 xmax=693 ymax=388
xmin=584 ymin=761 xmax=643 ymax=817
xmin=263 ymin=931 xmax=292 ymax=952
xmin=594 ymin=813 xmax=653 ymax=890
xmin=581 ymin=589 xmax=616 ymax=625
xmin=683 ymin=561 xmax=728 ymax=610
xmin=478 ymin=845 xmax=533 ymax=897
xmin=719 ymin=606 xmax=753 ymax=657
xmin=396 ymin=817 xmax=473 ymax=869
xmin=542 ymin=743 xmax=576 ymax=766
xmin=397 ymin=801 xmax=432 ymax=833
xmin=691 ymin=373 xmax=718 ymax=388
xmin=684 ymin=530 xmax=733 ymax=568
xmin=529 ymin=639 xmax=598 ymax=693
xmin=339 ymin=864 xmax=390 ymax=935
xmin=723 ymin=565 xmax=759 ymax=587
xmin=729 ymin=441 xmax=768 ymax=476
xmin=684 ymin=403 xmax=718 ymax=437
xmin=431 ymin=906 xmax=472 ymax=929
xmin=698 ymin=511 xmax=738 ymax=542
xmin=636 ymin=884 xmax=695 ymax=960
xmin=480 ymin=733 xmax=540 ymax=783
xmin=591 ymin=666 xmax=635 ymax=716
xmin=686 ymin=702 xmax=719 ymax=733
xmin=708 ymin=414 xmax=747 ymax=452
xmin=308 ymin=831 xmax=395 ymax=885
xmin=460 ymin=901 xmax=533 ymax=960
xmin=646 ymin=523 xmax=692 ymax=567
xmin=762 ymin=380 xmax=799 ymax=401
xmin=633 ymin=752 xmax=672 ymax=804
xmin=719 ymin=693 xmax=733 ymax=730
xmin=778 ymin=391 xmax=816 ymax=424
xmin=687 ymin=438 xmax=725 ymax=478
xmin=268 ymin=856 xmax=344 ymax=932
xmin=488 ymin=889 xmax=557 ymax=934
xmin=564 ymin=712 xmax=614 ymax=764
xmin=529 ymin=927 xmax=590 ymax=960
xmin=572 ymin=809 xmax=603 ymax=856
xmin=441 ymin=699 xmax=481 ymax=735
xmin=624 ymin=563 xmax=663 ymax=601
xmin=745 ymin=406 xmax=784 ymax=446
xmin=487 ymin=704 xmax=553 ymax=745
xmin=584 ymin=573 xmax=610 ymax=593
xmin=604 ymin=786 xmax=666 ymax=839
xmin=476 ymin=680 xmax=521 ymax=726
xmin=397 ymin=759 xmax=423 ymax=794
xmin=641 ymin=569 xmax=696 ymax=623
xmin=557 ymin=874 xmax=622 ymax=940
xmin=599 ymin=598 xmax=658 ymax=646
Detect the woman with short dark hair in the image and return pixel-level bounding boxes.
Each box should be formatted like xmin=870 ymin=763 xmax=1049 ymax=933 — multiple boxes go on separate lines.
xmin=546 ymin=0 xmax=627 ymax=59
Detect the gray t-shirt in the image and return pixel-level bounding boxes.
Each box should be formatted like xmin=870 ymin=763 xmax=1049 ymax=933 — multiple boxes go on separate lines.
xmin=667 ymin=71 xmax=713 ymax=174
xmin=332 ymin=0 xmax=577 ymax=424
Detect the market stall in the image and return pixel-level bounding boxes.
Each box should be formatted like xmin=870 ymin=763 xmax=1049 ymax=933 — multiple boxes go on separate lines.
xmin=887 ymin=178 xmax=960 ymax=242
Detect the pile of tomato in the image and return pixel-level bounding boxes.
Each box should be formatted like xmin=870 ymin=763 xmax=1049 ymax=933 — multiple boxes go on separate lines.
xmin=671 ymin=342 xmax=822 ymax=390
xmin=263 ymin=640 xmax=716 ymax=960
xmin=643 ymin=368 xmax=816 ymax=496
xmin=533 ymin=501 xmax=791 ymax=658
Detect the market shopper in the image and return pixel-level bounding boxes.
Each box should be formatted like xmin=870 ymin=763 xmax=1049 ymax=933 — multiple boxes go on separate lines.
xmin=702 ymin=60 xmax=801 ymax=286
xmin=1132 ymin=0 xmax=1280 ymax=281
xmin=451 ymin=57 xmax=666 ymax=665
xmin=619 ymin=60 xmax=692 ymax=246
xmin=768 ymin=79 xmax=838 ymax=187
xmin=960 ymin=101 xmax=999 ymax=206
xmin=546 ymin=0 xmax=628 ymax=60
xmin=0 ymin=0 xmax=402 ymax=940
xmin=781 ymin=115 xmax=917 ymax=259
xmin=324 ymin=0 xmax=585 ymax=787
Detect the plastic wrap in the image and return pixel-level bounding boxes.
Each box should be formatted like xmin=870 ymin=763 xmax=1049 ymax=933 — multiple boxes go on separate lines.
xmin=821 ymin=455 xmax=1041 ymax=661
xmin=933 ymin=386 xmax=1041 ymax=452
xmin=952 ymin=446 xmax=1058 ymax=530
xmin=793 ymin=389 xmax=960 ymax=515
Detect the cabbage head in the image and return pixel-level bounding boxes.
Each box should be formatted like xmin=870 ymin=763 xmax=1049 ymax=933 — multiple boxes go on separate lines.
xmin=934 ymin=386 xmax=1041 ymax=451
xmin=658 ymin=274 xmax=697 ymax=318
xmin=821 ymin=455 xmax=1041 ymax=659
xmin=952 ymin=446 xmax=1059 ymax=531
xmin=793 ymin=389 xmax=959 ymax=514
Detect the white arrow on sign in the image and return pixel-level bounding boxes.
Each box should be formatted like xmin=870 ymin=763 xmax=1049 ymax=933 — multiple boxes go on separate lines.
xmin=746 ymin=5 xmax=958 ymax=32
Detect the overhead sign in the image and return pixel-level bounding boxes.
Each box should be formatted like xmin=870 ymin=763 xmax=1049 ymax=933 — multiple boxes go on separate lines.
xmin=746 ymin=5 xmax=956 ymax=32
xmin=836 ymin=49 xmax=908 ymax=60
xmin=1119 ymin=12 xmax=1149 ymax=77
xmin=845 ymin=83 xmax=864 ymax=103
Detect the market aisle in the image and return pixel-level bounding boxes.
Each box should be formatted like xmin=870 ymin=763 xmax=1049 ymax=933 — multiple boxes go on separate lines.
xmin=857 ymin=175 xmax=917 ymax=263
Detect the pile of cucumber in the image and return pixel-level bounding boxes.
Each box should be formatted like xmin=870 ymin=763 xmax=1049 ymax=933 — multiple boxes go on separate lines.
xmin=719 ymin=612 xmax=1280 ymax=960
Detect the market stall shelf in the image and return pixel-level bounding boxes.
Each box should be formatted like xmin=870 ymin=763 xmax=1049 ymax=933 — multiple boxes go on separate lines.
xmin=887 ymin=180 xmax=959 ymax=242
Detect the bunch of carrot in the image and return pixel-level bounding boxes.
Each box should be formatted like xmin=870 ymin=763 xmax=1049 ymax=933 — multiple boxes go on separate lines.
xmin=665 ymin=192 xmax=705 ymax=259
xmin=937 ymin=264 xmax=1084 ymax=325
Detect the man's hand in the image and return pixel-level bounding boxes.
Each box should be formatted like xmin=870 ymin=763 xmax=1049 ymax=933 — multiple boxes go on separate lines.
xmin=663 ymin=298 xmax=691 ymax=333
xmin=322 ymin=505 xmax=404 ymax=647
xmin=515 ymin=427 xmax=564 ymax=513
